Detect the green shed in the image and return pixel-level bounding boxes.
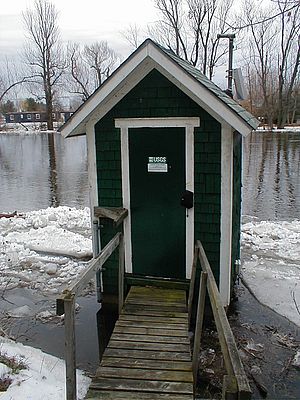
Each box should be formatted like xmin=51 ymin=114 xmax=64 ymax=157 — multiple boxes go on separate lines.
xmin=61 ymin=39 xmax=259 ymax=307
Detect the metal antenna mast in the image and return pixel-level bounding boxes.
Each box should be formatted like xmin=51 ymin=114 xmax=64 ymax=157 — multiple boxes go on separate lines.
xmin=217 ymin=33 xmax=236 ymax=97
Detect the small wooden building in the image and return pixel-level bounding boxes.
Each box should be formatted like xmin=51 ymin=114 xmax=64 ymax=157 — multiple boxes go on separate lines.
xmin=61 ymin=39 xmax=259 ymax=307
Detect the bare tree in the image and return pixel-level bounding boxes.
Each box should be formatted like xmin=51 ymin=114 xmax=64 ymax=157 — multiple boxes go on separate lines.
xmin=65 ymin=41 xmax=120 ymax=102
xmin=240 ymin=0 xmax=278 ymax=128
xmin=23 ymin=0 xmax=65 ymax=130
xmin=240 ymin=0 xmax=300 ymax=127
xmin=275 ymin=0 xmax=300 ymax=127
xmin=66 ymin=42 xmax=91 ymax=101
xmin=152 ymin=0 xmax=235 ymax=78
xmin=83 ymin=41 xmax=119 ymax=86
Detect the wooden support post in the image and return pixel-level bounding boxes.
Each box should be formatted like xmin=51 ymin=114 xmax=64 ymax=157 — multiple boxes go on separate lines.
xmin=222 ymin=375 xmax=238 ymax=400
xmin=188 ymin=247 xmax=198 ymax=328
xmin=196 ymin=241 xmax=252 ymax=399
xmin=118 ymin=234 xmax=125 ymax=315
xmin=192 ymin=271 xmax=207 ymax=386
xmin=64 ymin=296 xmax=77 ymax=400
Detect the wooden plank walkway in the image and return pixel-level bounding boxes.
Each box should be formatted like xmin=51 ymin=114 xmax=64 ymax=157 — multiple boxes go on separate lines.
xmin=85 ymin=286 xmax=194 ymax=399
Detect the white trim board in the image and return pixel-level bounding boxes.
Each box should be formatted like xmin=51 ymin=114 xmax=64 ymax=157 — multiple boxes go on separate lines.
xmin=86 ymin=121 xmax=99 ymax=254
xmin=219 ymin=124 xmax=233 ymax=307
xmin=115 ymin=117 xmax=200 ymax=279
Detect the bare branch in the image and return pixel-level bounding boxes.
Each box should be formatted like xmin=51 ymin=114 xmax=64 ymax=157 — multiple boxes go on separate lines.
xmin=0 ymin=75 xmax=39 ymax=103
xmin=121 ymin=24 xmax=145 ymax=49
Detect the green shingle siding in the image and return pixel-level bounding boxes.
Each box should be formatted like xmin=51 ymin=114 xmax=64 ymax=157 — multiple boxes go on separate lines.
xmin=194 ymin=123 xmax=221 ymax=284
xmin=95 ymin=69 xmax=221 ymax=293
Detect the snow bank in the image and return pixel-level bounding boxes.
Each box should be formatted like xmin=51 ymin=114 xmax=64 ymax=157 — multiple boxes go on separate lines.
xmin=0 ymin=336 xmax=90 ymax=400
xmin=241 ymin=219 xmax=300 ymax=327
xmin=256 ymin=126 xmax=300 ymax=133
xmin=1 ymin=122 xmax=61 ymax=135
xmin=0 ymin=206 xmax=92 ymax=295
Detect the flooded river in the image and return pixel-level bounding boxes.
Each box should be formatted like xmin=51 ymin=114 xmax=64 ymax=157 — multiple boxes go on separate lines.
xmin=1 ymin=130 xmax=300 ymax=218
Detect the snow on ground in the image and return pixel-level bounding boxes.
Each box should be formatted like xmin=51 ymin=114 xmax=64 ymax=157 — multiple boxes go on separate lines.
xmin=256 ymin=125 xmax=300 ymax=133
xmin=241 ymin=218 xmax=300 ymax=327
xmin=1 ymin=122 xmax=61 ymax=135
xmin=0 ymin=206 xmax=92 ymax=295
xmin=0 ymin=336 xmax=90 ymax=400
xmin=1 ymin=206 xmax=300 ymax=326
xmin=0 ymin=207 xmax=93 ymax=399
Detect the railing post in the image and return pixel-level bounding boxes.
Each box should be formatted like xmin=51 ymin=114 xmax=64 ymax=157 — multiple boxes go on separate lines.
xmin=56 ymin=232 xmax=123 ymax=400
xmin=192 ymin=270 xmax=208 ymax=386
xmin=64 ymin=295 xmax=77 ymax=400
xmin=118 ymin=234 xmax=125 ymax=315
xmin=188 ymin=247 xmax=199 ymax=328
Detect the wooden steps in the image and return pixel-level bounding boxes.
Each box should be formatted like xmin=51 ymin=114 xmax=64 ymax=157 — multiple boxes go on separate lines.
xmin=85 ymin=286 xmax=194 ymax=399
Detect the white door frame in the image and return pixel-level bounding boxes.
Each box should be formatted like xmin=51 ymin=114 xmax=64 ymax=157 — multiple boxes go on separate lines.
xmin=115 ymin=117 xmax=200 ymax=279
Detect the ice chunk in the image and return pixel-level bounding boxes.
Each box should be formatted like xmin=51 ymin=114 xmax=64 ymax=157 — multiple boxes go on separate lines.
xmin=7 ymin=305 xmax=34 ymax=318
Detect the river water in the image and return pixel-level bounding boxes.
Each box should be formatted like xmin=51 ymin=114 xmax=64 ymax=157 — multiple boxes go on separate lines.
xmin=242 ymin=130 xmax=300 ymax=221
xmin=1 ymin=130 xmax=299 ymax=218
xmin=0 ymin=132 xmax=89 ymax=213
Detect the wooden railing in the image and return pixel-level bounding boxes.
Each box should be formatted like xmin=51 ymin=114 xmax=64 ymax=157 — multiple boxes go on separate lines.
xmin=189 ymin=240 xmax=252 ymax=400
xmin=56 ymin=232 xmax=125 ymax=400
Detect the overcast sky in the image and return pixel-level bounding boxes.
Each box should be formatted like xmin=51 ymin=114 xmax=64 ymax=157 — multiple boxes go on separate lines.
xmin=0 ymin=0 xmax=158 ymax=60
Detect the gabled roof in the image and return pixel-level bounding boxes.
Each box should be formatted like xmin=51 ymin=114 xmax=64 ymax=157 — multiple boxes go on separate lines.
xmin=61 ymin=39 xmax=259 ymax=138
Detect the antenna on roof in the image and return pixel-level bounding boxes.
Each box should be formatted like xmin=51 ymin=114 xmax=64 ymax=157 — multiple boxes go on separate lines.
xmin=217 ymin=33 xmax=236 ymax=98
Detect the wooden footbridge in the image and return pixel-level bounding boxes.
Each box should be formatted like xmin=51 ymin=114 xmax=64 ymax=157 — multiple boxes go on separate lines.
xmin=86 ymin=285 xmax=193 ymax=399
xmin=57 ymin=232 xmax=252 ymax=400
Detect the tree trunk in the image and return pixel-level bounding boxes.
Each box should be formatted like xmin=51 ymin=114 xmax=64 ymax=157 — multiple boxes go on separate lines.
xmin=277 ymin=72 xmax=285 ymax=129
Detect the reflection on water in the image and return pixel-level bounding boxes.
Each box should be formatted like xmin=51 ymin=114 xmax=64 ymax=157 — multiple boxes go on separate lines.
xmin=243 ymin=131 xmax=300 ymax=221
xmin=0 ymin=132 xmax=89 ymax=212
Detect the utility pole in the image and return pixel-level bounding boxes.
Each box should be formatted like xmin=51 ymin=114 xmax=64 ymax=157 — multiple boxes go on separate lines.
xmin=217 ymin=33 xmax=236 ymax=97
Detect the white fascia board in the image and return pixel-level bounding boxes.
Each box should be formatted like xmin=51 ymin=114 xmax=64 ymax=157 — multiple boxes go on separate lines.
xmin=61 ymin=46 xmax=152 ymax=138
xmin=147 ymin=46 xmax=252 ymax=137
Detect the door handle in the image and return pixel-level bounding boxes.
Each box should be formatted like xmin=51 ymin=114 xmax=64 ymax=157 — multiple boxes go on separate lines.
xmin=180 ymin=190 xmax=194 ymax=209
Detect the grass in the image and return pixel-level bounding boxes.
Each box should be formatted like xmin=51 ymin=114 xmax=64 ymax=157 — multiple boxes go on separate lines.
xmin=0 ymin=350 xmax=28 ymax=392
xmin=0 ymin=351 xmax=28 ymax=374
xmin=0 ymin=376 xmax=12 ymax=392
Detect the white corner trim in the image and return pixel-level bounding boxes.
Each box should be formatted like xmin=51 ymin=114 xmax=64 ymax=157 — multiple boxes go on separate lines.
xmin=220 ymin=124 xmax=233 ymax=307
xmin=86 ymin=121 xmax=99 ymax=254
xmin=116 ymin=117 xmax=199 ymax=278
xmin=120 ymin=126 xmax=133 ymax=273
